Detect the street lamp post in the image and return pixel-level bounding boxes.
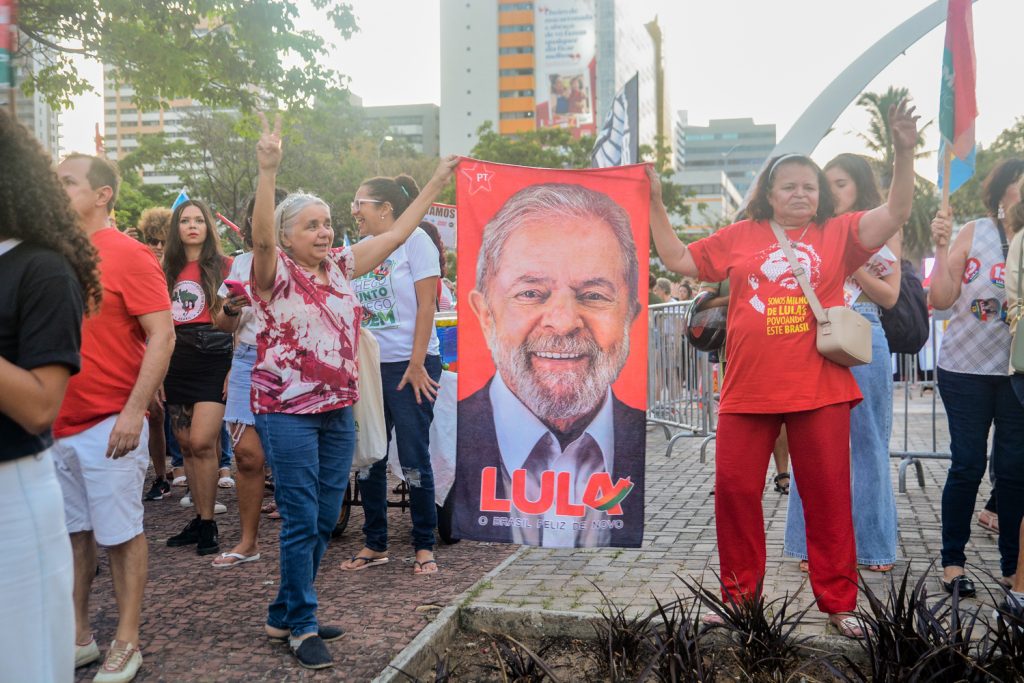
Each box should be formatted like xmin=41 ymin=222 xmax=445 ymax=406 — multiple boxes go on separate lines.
xmin=376 ymin=134 xmax=394 ymax=174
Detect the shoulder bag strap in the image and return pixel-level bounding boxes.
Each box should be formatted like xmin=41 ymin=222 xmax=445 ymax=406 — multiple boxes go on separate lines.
xmin=1014 ymin=232 xmax=1024 ymax=329
xmin=769 ymin=221 xmax=828 ymax=325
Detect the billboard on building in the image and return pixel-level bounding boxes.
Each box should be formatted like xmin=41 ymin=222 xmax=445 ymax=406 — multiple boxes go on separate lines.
xmin=0 ymin=1 xmax=15 ymax=90
xmin=534 ymin=0 xmax=596 ymax=137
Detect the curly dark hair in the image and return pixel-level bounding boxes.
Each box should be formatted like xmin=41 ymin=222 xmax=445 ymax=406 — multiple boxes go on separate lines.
xmin=163 ymin=199 xmax=228 ymax=310
xmin=0 ymin=110 xmax=102 ymax=309
xmin=138 ymin=206 xmax=172 ymax=243
xmin=747 ymin=154 xmax=835 ymax=224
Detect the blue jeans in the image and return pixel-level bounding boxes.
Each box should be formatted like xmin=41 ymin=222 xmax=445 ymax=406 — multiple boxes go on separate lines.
xmin=359 ymin=356 xmax=442 ymax=552
xmin=939 ymin=367 xmax=1024 ymax=577
xmin=785 ymin=307 xmax=898 ymax=565
xmin=255 ymin=408 xmax=355 ymax=637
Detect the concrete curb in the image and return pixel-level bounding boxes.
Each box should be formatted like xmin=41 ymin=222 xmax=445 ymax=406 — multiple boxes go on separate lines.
xmin=371 ymin=546 xmax=527 ymax=683
xmin=377 ymin=567 xmax=868 ymax=681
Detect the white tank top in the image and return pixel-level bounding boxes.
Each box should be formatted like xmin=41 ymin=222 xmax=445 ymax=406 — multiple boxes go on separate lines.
xmin=938 ymin=217 xmax=1011 ymax=375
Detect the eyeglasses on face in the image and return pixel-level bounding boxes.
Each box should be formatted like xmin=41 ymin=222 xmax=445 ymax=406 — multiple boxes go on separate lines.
xmin=146 ymin=238 xmax=165 ymax=246
xmin=350 ymin=198 xmax=384 ymax=212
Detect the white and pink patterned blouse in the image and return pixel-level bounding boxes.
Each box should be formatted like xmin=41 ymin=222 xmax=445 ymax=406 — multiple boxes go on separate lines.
xmin=250 ymin=248 xmax=362 ymax=414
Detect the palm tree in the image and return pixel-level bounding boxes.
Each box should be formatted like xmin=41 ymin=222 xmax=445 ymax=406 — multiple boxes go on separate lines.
xmin=855 ymin=86 xmax=936 ymax=265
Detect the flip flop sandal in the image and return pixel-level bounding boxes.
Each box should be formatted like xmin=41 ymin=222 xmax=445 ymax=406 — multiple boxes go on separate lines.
xmin=773 ymin=472 xmax=791 ymax=494
xmin=340 ymin=555 xmax=389 ymax=571
xmin=977 ymin=510 xmax=999 ymax=534
xmin=171 ymin=475 xmax=188 ymax=487
xmin=865 ymin=564 xmax=894 ymax=572
xmin=413 ymin=559 xmax=438 ymax=575
xmin=211 ymin=552 xmax=261 ymax=568
xmin=827 ymin=616 xmax=866 ymax=639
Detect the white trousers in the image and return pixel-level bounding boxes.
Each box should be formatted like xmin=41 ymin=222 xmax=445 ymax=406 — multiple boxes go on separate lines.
xmin=0 ymin=449 xmax=74 ymax=683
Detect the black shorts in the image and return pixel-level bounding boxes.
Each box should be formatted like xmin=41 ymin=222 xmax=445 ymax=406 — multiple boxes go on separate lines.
xmin=164 ymin=326 xmax=232 ymax=405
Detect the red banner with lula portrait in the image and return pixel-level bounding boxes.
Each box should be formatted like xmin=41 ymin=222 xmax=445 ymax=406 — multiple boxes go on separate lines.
xmin=450 ymin=159 xmax=649 ymax=548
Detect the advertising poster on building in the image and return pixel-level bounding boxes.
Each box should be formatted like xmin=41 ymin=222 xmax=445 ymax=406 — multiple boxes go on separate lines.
xmin=534 ymin=0 xmax=597 ymax=137
xmin=423 ymin=202 xmax=457 ymax=250
xmin=451 ymin=159 xmax=649 ymax=548
xmin=0 ymin=1 xmax=15 ymax=90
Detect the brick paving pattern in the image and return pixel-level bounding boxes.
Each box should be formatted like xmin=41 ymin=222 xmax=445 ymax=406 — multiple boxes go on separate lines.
xmin=74 ymin=480 xmax=514 ymax=682
xmin=73 ymin=385 xmax=1000 ymax=680
xmin=469 ymin=386 xmax=1002 ymax=634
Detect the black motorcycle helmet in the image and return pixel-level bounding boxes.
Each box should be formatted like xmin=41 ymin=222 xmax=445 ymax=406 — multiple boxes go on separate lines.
xmin=685 ymin=290 xmax=727 ymax=352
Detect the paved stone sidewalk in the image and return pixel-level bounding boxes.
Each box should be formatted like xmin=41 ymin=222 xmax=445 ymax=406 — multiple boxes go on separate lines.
xmin=468 ymin=387 xmax=1003 ymax=633
xmin=74 ymin=480 xmax=515 ymax=682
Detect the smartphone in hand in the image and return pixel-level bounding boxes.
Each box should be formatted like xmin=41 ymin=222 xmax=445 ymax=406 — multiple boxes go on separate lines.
xmin=223 ymin=279 xmax=250 ymax=301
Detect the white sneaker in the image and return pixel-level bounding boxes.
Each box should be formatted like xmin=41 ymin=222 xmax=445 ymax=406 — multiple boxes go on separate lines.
xmin=180 ymin=494 xmax=227 ymax=514
xmin=75 ymin=637 xmax=100 ymax=668
xmin=92 ymin=640 xmax=142 ymax=683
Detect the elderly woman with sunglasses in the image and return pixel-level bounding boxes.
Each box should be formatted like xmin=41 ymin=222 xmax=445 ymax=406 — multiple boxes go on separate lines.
xmin=649 ymin=101 xmax=918 ymax=638
xmin=249 ymin=113 xmax=456 ymax=669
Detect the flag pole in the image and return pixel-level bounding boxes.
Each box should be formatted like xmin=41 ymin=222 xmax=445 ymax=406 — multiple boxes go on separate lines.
xmin=941 ymin=146 xmax=953 ymax=214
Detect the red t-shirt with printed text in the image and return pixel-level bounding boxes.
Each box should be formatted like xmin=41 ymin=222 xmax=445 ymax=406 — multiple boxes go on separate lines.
xmin=687 ymin=212 xmax=875 ymax=414
xmin=170 ymin=258 xmax=232 ymax=326
xmin=54 ymin=229 xmax=171 ymax=438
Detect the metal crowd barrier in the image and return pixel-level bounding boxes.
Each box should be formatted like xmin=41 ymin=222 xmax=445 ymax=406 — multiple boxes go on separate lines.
xmin=890 ymin=315 xmax=950 ymax=493
xmin=646 ymin=300 xmax=717 ymax=457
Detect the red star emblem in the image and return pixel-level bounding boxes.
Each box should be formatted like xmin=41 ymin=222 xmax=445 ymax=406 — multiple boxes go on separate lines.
xmin=460 ymin=163 xmax=495 ymax=196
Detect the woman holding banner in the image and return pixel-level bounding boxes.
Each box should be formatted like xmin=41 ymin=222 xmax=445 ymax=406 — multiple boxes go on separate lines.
xmin=341 ymin=174 xmax=445 ymax=575
xmin=929 ymin=159 xmax=1024 ymax=597
xmin=649 ymin=101 xmax=918 ymax=638
xmin=248 ymin=112 xmax=456 ymax=669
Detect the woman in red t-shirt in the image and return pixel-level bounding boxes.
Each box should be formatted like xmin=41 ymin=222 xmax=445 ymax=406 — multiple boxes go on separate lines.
xmin=161 ymin=199 xmax=233 ymax=557
xmin=649 ymin=101 xmax=919 ymax=638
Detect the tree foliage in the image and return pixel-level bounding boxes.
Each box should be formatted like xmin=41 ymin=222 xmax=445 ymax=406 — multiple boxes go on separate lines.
xmin=949 ymin=117 xmax=1024 ymax=222
xmin=114 ymin=95 xmax=438 ymax=247
xmin=18 ymin=0 xmax=357 ymax=109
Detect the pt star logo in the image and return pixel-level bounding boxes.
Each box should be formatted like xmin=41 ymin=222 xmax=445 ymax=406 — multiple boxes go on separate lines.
xmin=460 ymin=163 xmax=495 ymax=195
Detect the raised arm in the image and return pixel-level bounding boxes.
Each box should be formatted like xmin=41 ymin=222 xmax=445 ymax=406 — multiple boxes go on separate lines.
xmin=648 ymin=165 xmax=699 ymax=278
xmin=858 ymin=100 xmax=919 ymax=249
xmin=350 ymin=156 xmax=459 ymax=279
xmin=252 ymin=112 xmax=283 ymax=297
xmin=928 ymin=210 xmax=971 ymax=310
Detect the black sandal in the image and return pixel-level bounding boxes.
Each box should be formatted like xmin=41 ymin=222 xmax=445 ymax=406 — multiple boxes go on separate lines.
xmin=773 ymin=472 xmax=791 ymax=495
xmin=942 ymin=574 xmax=976 ymax=598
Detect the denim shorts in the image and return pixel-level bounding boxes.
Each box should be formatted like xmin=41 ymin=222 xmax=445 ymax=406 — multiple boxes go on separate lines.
xmin=224 ymin=343 xmax=257 ymax=426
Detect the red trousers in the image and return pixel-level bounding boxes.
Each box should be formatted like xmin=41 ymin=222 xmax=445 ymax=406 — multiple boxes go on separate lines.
xmin=715 ymin=403 xmax=857 ymax=614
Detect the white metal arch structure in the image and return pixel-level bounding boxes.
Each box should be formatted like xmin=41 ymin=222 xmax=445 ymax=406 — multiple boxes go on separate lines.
xmin=769 ymin=0 xmax=977 ymax=160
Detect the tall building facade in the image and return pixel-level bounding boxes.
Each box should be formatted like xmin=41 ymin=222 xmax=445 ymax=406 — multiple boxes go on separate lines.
xmin=363 ymin=103 xmax=440 ymax=157
xmin=103 ymin=65 xmax=214 ymax=186
xmin=673 ymin=112 xmax=776 ymax=195
xmin=1 ymin=35 xmax=61 ymax=160
xmin=440 ymin=0 xmax=664 ymax=157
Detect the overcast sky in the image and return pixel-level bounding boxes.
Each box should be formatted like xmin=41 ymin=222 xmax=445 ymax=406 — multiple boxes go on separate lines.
xmin=61 ymin=0 xmax=1020 ymax=182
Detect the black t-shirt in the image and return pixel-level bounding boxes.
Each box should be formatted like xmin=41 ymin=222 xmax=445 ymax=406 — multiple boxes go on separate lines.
xmin=0 ymin=241 xmax=84 ymax=462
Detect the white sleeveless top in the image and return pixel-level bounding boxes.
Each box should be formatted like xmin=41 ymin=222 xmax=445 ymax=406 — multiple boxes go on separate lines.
xmin=938 ymin=217 xmax=1011 ymax=375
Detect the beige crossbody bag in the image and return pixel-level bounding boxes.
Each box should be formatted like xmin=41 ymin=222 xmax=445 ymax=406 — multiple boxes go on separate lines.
xmin=770 ymin=222 xmax=872 ymax=367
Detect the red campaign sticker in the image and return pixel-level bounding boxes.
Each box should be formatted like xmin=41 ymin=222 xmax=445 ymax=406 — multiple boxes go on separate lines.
xmin=963 ymin=257 xmax=981 ymax=284
xmin=990 ymin=263 xmax=1006 ymax=289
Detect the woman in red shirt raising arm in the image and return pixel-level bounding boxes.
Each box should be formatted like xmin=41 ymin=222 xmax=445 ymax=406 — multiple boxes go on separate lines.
xmin=648 ymin=101 xmax=918 ymax=638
